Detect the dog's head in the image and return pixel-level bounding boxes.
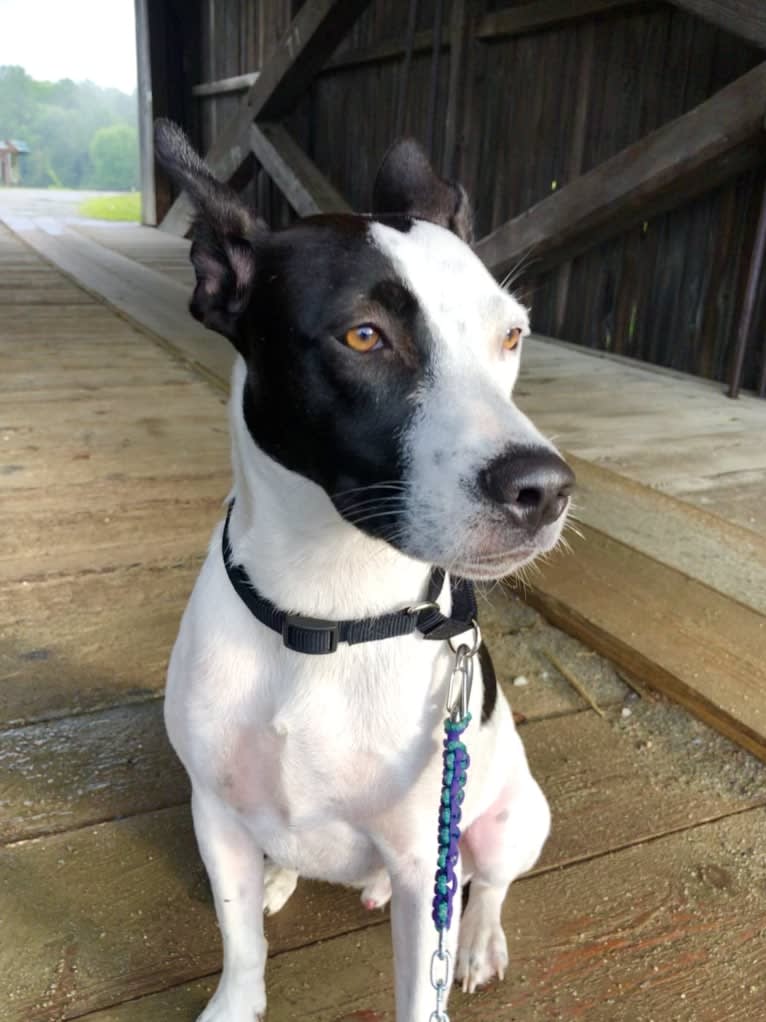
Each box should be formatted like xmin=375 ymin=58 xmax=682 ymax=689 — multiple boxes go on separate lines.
xmin=155 ymin=122 xmax=574 ymax=580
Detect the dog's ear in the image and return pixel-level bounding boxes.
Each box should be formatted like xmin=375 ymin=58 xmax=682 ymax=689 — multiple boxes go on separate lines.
xmin=372 ymin=138 xmax=473 ymax=244
xmin=154 ymin=119 xmax=267 ymax=346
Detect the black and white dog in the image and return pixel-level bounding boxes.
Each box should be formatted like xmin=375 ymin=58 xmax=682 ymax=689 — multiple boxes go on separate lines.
xmin=156 ymin=121 xmax=574 ymax=1022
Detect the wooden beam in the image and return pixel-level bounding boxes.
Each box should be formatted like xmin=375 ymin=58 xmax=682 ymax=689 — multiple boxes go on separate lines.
xmin=326 ymin=29 xmax=443 ymax=72
xmin=160 ymin=0 xmax=372 ymax=234
xmin=475 ymin=0 xmax=642 ymax=40
xmin=525 ymin=524 xmax=766 ymax=763
xmin=474 ymin=62 xmax=766 ymax=277
xmin=668 ymin=0 xmax=766 ymax=50
xmin=323 ymin=0 xmax=641 ymax=77
xmin=249 ymin=123 xmax=351 ymax=216
xmin=134 ymin=0 xmax=156 ymax=226
xmin=192 ymin=72 xmax=260 ymax=98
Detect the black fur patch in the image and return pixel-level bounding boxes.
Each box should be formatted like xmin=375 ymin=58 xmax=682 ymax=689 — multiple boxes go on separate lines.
xmin=478 ymin=642 xmax=498 ymax=725
xmin=239 ymin=217 xmax=431 ymax=548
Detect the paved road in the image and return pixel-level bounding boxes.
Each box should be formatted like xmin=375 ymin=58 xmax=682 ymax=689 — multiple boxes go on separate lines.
xmin=0 ymin=187 xmax=127 ymax=219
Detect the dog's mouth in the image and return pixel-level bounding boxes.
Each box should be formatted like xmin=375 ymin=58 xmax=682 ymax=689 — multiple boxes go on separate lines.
xmin=449 ymin=550 xmax=538 ymax=581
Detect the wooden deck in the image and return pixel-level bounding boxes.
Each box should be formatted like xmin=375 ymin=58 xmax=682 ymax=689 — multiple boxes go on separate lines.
xmin=1 ymin=217 xmax=765 ymax=1022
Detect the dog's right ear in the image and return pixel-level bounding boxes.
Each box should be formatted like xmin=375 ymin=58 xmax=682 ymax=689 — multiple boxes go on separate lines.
xmin=154 ymin=119 xmax=267 ymax=347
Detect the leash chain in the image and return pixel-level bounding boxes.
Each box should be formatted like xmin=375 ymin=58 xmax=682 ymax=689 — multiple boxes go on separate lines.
xmin=430 ymin=628 xmax=480 ymax=1022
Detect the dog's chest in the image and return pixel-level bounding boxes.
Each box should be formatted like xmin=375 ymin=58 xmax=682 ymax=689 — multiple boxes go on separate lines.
xmin=216 ymin=639 xmax=450 ymax=830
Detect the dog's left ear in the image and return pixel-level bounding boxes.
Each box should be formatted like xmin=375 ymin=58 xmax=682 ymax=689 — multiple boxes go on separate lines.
xmin=372 ymin=138 xmax=473 ymax=243
xmin=154 ymin=119 xmax=267 ymax=347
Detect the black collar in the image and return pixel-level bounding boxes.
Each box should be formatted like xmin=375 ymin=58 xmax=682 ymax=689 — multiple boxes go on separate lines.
xmin=222 ymin=503 xmax=477 ymax=654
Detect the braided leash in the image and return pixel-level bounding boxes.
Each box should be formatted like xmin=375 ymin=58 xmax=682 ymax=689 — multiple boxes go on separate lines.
xmin=429 ymin=636 xmax=480 ymax=1022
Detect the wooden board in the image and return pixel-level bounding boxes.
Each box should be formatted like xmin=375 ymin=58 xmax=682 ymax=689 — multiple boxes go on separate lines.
xmin=2 ymin=219 xmax=234 ymax=388
xmin=561 ymin=455 xmax=766 ymax=615
xmin=0 ymin=560 xmax=200 ymax=726
xmin=669 ymin=0 xmax=766 ymax=48
xmin=40 ymin=809 xmax=766 ymax=1022
xmin=160 ymin=0 xmax=373 ymax=234
xmin=517 ymin=335 xmax=766 ymax=537
xmin=473 ymin=62 xmax=766 ymax=276
xmin=525 ymin=525 xmax=766 ymax=761
xmin=0 ymin=700 xmax=189 ymax=844
xmin=250 ymin=122 xmax=352 ymax=215
xmin=2 ymin=707 xmax=763 ymax=1020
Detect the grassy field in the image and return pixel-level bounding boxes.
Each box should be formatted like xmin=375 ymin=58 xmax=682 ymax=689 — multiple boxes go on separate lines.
xmin=78 ymin=192 xmax=141 ymax=221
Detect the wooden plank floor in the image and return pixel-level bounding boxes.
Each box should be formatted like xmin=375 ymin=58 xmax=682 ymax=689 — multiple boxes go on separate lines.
xmin=1 ymin=217 xmax=765 ymax=1022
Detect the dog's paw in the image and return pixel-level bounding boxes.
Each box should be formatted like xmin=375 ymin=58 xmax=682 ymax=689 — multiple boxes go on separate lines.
xmin=360 ymin=870 xmax=391 ymax=911
xmin=197 ymin=983 xmax=265 ymax=1022
xmin=455 ymin=911 xmax=508 ymax=994
xmin=263 ymin=863 xmax=299 ymax=916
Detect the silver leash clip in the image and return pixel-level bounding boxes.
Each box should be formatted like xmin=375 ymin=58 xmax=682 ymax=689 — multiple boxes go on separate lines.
xmin=446 ymin=644 xmax=474 ymax=722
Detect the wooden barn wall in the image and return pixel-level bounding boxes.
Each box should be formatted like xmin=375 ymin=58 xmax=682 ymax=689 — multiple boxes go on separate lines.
xmin=189 ymin=0 xmax=765 ymax=391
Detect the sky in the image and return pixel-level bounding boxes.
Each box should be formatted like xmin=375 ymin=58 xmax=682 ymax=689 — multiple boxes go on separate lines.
xmin=0 ymin=0 xmax=137 ymax=93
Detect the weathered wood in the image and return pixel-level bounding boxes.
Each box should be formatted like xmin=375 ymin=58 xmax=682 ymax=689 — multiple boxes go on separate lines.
xmin=474 ymin=62 xmax=766 ymax=276
xmin=0 ymin=560 xmax=201 ymax=726
xmin=559 ymin=455 xmax=766 ymax=615
xmin=326 ymin=28 xmax=444 ymax=73
xmin=5 ymin=219 xmax=234 ymax=387
xmin=668 ymin=0 xmax=766 ymax=49
xmin=475 ymin=0 xmax=642 ymax=40
xmin=134 ymin=0 xmax=156 ymax=226
xmin=160 ymin=0 xmax=373 ymax=234
xmin=525 ymin=525 xmax=766 ymax=761
xmin=249 ymin=122 xmax=352 ymax=215
xmin=65 ymin=811 xmax=766 ymax=1022
xmin=0 ymin=473 xmax=226 ymax=584
xmin=0 ymin=701 xmax=188 ymax=844
xmin=192 ymin=71 xmax=260 ymax=97
xmin=322 ymin=0 xmax=641 ymax=78
xmin=2 ymin=705 xmax=764 ymax=1020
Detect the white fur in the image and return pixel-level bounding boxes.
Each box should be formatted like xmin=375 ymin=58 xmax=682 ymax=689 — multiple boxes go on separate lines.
xmin=165 ymin=223 xmax=557 ymax=1022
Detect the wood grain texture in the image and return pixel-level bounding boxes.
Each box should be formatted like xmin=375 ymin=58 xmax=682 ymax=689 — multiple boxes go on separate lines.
xmin=525 ymin=525 xmax=766 ymax=760
xmin=4 ymin=220 xmax=234 ymax=388
xmin=475 ymin=0 xmax=642 ymax=39
xmin=0 ymin=700 xmax=189 ymax=844
xmin=67 ymin=810 xmax=766 ymax=1022
xmin=559 ymin=455 xmax=766 ymax=614
xmin=161 ymin=0 xmax=373 ymax=234
xmin=250 ymin=122 xmax=351 ymax=214
xmin=0 ymin=560 xmax=200 ymax=726
xmin=0 ymin=475 xmax=227 ymax=584
xmin=668 ymin=0 xmax=766 ymax=48
xmin=2 ymin=706 xmax=763 ymax=1019
xmin=473 ymin=61 xmax=766 ymax=276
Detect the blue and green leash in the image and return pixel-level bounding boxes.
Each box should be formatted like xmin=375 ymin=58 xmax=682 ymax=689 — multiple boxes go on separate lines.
xmin=429 ymin=638 xmax=478 ymax=1022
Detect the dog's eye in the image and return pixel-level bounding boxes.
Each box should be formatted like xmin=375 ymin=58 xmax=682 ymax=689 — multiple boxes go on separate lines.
xmin=503 ymin=327 xmax=523 ymax=352
xmin=343 ymin=325 xmax=384 ymax=353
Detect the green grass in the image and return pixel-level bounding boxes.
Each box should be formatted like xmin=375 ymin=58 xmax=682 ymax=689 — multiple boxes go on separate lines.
xmin=78 ymin=192 xmax=141 ymax=221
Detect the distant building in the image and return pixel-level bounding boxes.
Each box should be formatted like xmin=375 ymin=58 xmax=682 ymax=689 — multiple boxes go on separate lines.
xmin=0 ymin=140 xmax=30 ymax=185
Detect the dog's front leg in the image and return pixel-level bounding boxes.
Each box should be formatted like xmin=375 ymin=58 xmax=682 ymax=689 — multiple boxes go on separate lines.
xmin=192 ymin=789 xmax=267 ymax=1022
xmin=388 ymin=850 xmax=462 ymax=1022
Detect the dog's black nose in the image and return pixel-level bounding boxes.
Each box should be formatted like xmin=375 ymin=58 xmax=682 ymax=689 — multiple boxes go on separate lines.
xmin=479 ymin=448 xmax=575 ymax=530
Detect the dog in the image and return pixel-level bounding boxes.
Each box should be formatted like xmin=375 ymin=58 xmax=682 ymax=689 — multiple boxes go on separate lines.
xmin=156 ymin=120 xmax=574 ymax=1022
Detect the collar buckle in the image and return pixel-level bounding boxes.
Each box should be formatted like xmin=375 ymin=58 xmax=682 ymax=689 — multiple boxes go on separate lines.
xmin=282 ymin=613 xmax=340 ymax=654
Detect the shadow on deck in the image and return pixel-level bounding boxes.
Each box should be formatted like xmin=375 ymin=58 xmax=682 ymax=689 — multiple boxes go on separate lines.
xmin=0 ymin=216 xmax=764 ymax=1022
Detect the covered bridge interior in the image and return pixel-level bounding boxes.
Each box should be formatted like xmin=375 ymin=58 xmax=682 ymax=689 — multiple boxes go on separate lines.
xmin=1 ymin=1 xmax=765 ymax=1020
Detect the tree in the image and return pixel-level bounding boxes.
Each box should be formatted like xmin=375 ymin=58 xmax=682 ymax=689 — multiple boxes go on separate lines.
xmin=88 ymin=123 xmax=138 ymax=190
xmin=0 ymin=65 xmax=138 ymax=188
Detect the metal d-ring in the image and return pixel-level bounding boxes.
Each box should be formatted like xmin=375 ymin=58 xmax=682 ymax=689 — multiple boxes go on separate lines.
xmin=406 ymin=600 xmax=440 ymax=616
xmin=448 ymin=617 xmax=482 ymax=657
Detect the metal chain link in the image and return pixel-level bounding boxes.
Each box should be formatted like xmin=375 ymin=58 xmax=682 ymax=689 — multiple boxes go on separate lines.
xmin=429 ymin=931 xmax=451 ymax=1022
